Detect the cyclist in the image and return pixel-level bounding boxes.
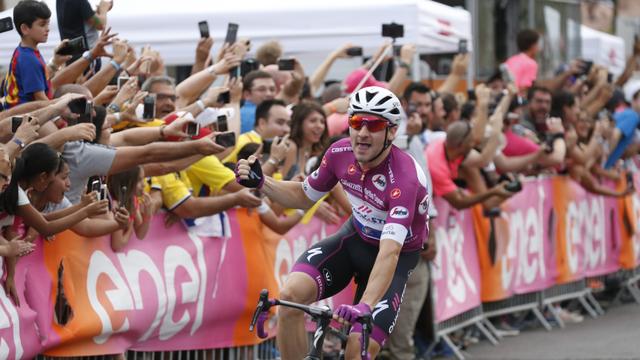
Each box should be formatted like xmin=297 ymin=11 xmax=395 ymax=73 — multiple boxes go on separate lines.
xmin=235 ymin=86 xmax=430 ymax=359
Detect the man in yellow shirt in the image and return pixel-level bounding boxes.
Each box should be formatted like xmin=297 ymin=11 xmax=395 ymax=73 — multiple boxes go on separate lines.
xmin=223 ymin=99 xmax=290 ymax=177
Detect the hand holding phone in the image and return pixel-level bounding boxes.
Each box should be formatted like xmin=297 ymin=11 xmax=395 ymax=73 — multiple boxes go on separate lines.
xmin=217 ymin=91 xmax=231 ymax=104
xmin=381 ymin=23 xmax=404 ymax=39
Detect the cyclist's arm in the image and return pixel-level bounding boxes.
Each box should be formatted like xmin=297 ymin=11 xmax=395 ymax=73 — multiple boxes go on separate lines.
xmin=359 ymin=238 xmax=402 ymax=308
xmin=261 ymin=177 xmax=316 ymax=210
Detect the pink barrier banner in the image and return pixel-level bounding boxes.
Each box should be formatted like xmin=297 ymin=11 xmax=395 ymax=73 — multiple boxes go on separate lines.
xmin=431 ymin=198 xmax=482 ymax=323
xmin=502 ymin=179 xmax=556 ymax=293
xmin=0 ymin=209 xmax=353 ymax=357
xmin=583 ymin=186 xmax=622 ymax=277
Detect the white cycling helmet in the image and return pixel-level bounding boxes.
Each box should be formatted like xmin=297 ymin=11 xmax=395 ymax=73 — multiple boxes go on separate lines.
xmin=348 ymin=86 xmax=402 ymax=126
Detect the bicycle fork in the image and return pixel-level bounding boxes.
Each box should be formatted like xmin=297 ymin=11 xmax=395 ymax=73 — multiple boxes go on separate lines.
xmin=304 ymin=315 xmax=331 ymax=360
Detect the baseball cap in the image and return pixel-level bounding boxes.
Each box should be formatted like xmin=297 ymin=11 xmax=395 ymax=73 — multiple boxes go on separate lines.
xmin=343 ymin=68 xmax=387 ymax=94
xmin=623 ymin=80 xmax=640 ymax=103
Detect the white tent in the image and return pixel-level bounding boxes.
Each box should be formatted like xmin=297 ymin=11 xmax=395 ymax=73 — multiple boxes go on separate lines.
xmin=581 ymin=25 xmax=626 ymax=76
xmin=0 ymin=0 xmax=470 ymax=73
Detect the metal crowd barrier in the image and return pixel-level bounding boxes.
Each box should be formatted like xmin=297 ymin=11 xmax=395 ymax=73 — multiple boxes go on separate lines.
xmin=36 ymin=339 xmax=278 ymax=360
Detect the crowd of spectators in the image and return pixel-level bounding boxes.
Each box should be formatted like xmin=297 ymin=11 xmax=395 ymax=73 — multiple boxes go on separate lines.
xmin=1 ymin=0 xmax=639 ymax=358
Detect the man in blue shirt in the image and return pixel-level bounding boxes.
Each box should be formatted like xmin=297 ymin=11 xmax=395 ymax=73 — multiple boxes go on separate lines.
xmin=605 ymin=86 xmax=640 ymax=168
xmin=240 ymin=70 xmax=276 ymax=133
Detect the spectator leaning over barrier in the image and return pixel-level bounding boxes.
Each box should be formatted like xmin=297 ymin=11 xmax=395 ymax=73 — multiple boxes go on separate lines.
xmin=427 ymin=121 xmax=512 ymax=210
xmin=150 ymin=130 xmax=261 ymax=225
xmin=2 ymin=0 xmax=53 ymax=108
xmin=240 ymin=70 xmax=277 ymax=133
xmin=38 ymin=85 xmax=226 ymax=204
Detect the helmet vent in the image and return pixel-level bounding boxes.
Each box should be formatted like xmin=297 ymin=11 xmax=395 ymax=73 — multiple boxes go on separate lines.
xmin=375 ymin=95 xmax=392 ymax=106
xmin=365 ymin=90 xmax=376 ymax=102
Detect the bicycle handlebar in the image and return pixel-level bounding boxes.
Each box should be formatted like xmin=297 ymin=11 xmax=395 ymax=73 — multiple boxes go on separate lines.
xmin=249 ymin=289 xmax=373 ymax=360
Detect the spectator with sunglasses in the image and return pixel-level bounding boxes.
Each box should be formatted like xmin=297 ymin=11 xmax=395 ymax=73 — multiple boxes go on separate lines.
xmin=235 ymin=86 xmax=430 ymax=359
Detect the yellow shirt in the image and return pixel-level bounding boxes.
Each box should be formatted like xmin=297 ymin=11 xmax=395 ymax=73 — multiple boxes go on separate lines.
xmin=152 ymin=172 xmax=193 ymax=211
xmin=185 ymin=155 xmax=235 ymax=196
xmin=112 ymin=119 xmax=165 ymax=132
xmin=222 ymin=130 xmax=262 ymax=163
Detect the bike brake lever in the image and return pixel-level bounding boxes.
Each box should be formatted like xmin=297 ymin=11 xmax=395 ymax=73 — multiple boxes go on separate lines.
xmin=358 ymin=314 xmax=373 ymax=360
xmin=249 ymin=289 xmax=271 ymax=335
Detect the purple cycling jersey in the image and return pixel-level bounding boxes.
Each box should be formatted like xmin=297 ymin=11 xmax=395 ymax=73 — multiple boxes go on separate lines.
xmin=303 ymin=138 xmax=430 ymax=252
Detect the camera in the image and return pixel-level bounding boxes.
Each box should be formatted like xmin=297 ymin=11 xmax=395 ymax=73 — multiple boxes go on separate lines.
xmin=225 ymin=23 xmax=239 ymax=44
xmin=198 ymin=20 xmax=209 ymax=38
xmin=217 ymin=91 xmax=230 ymax=104
xmin=215 ymin=132 xmax=236 ymax=147
xmin=277 ymin=58 xmax=295 ymax=71
xmin=240 ymin=58 xmax=260 ymax=77
xmin=11 ymin=116 xmax=23 ymax=133
xmin=216 ymin=115 xmax=228 ymax=132
xmin=186 ymin=122 xmax=200 ymax=137
xmin=57 ymin=36 xmax=86 ymax=56
xmin=458 ymin=39 xmax=468 ymax=54
xmin=381 ymin=23 xmax=404 ymax=39
xmin=346 ymin=47 xmax=363 ymax=57
xmin=262 ymin=139 xmax=273 ymax=155
xmin=142 ymin=95 xmax=156 ymax=120
xmin=0 ymin=17 xmax=13 ymax=34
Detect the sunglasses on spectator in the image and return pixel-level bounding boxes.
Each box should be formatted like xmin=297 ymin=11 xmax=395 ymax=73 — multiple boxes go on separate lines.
xmin=348 ymin=114 xmax=390 ymax=132
xmin=155 ymin=94 xmax=176 ymax=102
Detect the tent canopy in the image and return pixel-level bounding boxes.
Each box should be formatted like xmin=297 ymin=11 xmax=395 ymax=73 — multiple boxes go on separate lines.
xmin=0 ymin=0 xmax=471 ymax=67
xmin=581 ymin=25 xmax=626 ymax=76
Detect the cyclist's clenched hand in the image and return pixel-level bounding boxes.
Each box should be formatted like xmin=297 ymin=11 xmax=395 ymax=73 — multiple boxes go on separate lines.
xmin=235 ymin=155 xmax=264 ymax=188
xmin=333 ymin=302 xmax=371 ymax=325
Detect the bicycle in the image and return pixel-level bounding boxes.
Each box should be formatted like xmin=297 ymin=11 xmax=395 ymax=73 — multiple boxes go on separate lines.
xmin=249 ymin=289 xmax=373 ymax=360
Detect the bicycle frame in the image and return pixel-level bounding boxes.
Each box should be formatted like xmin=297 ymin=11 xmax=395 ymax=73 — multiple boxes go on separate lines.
xmin=249 ymin=289 xmax=373 ymax=360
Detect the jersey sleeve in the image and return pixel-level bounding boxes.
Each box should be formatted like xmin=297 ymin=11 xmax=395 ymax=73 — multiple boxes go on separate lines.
xmin=152 ymin=174 xmax=192 ymax=211
xmin=302 ymin=150 xmax=339 ymax=202
xmin=381 ymin=180 xmax=420 ymax=246
xmin=186 ymin=155 xmax=235 ymax=195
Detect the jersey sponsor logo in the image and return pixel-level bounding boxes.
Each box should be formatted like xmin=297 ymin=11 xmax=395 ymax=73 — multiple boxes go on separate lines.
xmin=321 ymin=156 xmax=328 ymax=167
xmin=311 ymin=170 xmax=319 ymax=179
xmin=364 ymin=188 xmax=384 ymax=207
xmin=418 ymin=194 xmax=429 ymax=215
xmin=322 ymin=268 xmax=332 ymax=285
xmin=331 ymin=146 xmax=352 ymax=153
xmin=388 ymin=166 xmax=396 ymax=184
xmin=306 ymin=248 xmax=323 ymax=261
xmin=372 ymin=174 xmax=386 ymax=191
xmin=390 ymin=188 xmax=401 ymax=199
xmin=390 ymin=206 xmax=409 ymax=219
xmin=372 ymin=299 xmax=389 ymax=320
xmin=348 ymin=164 xmax=357 ymax=175
xmin=340 ymin=179 xmax=363 ymax=192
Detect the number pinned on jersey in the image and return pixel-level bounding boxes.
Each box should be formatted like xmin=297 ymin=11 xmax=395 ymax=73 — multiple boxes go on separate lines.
xmin=390 ymin=188 xmax=401 ymax=199
xmin=372 ymin=174 xmax=387 ymax=191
